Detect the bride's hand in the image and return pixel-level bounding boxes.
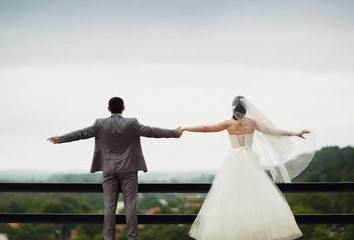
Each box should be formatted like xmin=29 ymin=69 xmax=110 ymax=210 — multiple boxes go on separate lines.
xmin=297 ymin=129 xmax=310 ymax=139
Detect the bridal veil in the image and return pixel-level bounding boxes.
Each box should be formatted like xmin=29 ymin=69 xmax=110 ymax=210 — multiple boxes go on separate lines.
xmin=232 ymin=96 xmax=316 ymax=183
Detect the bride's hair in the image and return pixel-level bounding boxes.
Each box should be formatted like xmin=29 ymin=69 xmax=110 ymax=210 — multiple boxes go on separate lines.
xmin=232 ymin=96 xmax=246 ymax=120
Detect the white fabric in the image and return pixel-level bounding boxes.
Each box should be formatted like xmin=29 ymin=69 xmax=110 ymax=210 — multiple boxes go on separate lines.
xmin=189 ymin=134 xmax=302 ymax=240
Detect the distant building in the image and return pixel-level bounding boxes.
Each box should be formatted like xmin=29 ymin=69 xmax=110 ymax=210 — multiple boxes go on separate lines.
xmin=116 ymin=224 xmax=144 ymax=232
xmin=176 ymin=194 xmax=197 ymax=200
xmin=146 ymin=206 xmax=161 ymax=215
xmin=184 ymin=202 xmax=202 ymax=208
xmin=8 ymin=223 xmax=19 ymax=229
xmin=116 ymin=201 xmax=125 ymax=213
xmin=159 ymin=199 xmax=168 ymax=206
xmin=70 ymin=229 xmax=78 ymax=239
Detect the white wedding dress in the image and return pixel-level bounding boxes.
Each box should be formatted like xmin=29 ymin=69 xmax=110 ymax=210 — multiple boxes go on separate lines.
xmin=189 ymin=134 xmax=302 ymax=240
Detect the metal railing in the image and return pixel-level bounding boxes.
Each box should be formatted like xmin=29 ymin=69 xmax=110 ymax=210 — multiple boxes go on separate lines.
xmin=0 ymin=182 xmax=353 ymax=224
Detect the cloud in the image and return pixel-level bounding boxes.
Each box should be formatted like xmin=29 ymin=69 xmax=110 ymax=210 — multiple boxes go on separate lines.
xmin=0 ymin=1 xmax=353 ymax=171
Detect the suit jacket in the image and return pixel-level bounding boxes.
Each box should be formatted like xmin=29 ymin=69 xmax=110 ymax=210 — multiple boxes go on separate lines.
xmin=57 ymin=113 xmax=179 ymax=173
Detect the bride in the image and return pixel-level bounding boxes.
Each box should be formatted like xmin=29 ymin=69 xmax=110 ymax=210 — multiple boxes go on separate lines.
xmin=182 ymin=96 xmax=315 ymax=240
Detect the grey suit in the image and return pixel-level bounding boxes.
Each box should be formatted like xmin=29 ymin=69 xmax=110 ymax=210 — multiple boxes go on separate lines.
xmin=57 ymin=113 xmax=179 ymax=240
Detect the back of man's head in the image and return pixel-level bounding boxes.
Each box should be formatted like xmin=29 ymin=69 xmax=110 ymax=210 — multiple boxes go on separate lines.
xmin=109 ymin=97 xmax=124 ymax=113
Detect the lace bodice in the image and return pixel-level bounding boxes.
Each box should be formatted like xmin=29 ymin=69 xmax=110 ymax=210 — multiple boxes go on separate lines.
xmin=229 ymin=134 xmax=254 ymax=149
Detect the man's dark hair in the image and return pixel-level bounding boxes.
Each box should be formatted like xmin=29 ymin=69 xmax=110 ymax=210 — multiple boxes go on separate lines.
xmin=109 ymin=97 xmax=124 ymax=113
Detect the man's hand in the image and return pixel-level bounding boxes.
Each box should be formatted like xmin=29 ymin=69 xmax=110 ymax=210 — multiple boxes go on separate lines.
xmin=47 ymin=136 xmax=58 ymax=144
xmin=177 ymin=126 xmax=183 ymax=137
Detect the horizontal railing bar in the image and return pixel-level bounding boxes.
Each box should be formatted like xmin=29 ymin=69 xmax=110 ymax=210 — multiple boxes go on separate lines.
xmin=0 ymin=182 xmax=353 ymax=193
xmin=0 ymin=213 xmax=353 ymax=224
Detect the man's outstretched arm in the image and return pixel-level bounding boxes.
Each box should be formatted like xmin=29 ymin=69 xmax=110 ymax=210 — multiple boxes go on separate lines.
xmin=47 ymin=122 xmax=97 ymax=144
xmin=133 ymin=119 xmax=183 ymax=138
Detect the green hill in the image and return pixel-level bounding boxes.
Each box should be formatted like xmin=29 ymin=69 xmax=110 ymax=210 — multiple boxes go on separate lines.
xmin=294 ymin=146 xmax=354 ymax=182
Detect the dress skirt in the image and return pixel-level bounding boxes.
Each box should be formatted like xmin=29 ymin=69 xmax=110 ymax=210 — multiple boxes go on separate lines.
xmin=189 ymin=147 xmax=302 ymax=240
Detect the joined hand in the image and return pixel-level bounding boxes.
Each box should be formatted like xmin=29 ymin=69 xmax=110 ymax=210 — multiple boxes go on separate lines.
xmin=177 ymin=127 xmax=184 ymax=137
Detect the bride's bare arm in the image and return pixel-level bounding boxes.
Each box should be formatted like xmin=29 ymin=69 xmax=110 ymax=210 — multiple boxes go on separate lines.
xmin=182 ymin=120 xmax=231 ymax=133
xmin=251 ymin=119 xmax=309 ymax=139
xmin=282 ymin=129 xmax=310 ymax=139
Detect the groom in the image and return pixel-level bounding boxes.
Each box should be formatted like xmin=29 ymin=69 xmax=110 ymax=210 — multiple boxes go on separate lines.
xmin=47 ymin=97 xmax=182 ymax=240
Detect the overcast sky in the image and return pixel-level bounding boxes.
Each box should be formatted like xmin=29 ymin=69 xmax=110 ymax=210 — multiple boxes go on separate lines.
xmin=0 ymin=0 xmax=353 ymax=173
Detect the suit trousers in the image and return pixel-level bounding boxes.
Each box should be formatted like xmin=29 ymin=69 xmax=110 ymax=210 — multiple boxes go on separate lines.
xmin=102 ymin=172 xmax=139 ymax=240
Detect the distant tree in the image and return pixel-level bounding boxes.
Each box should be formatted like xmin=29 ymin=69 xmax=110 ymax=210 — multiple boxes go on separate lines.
xmin=76 ymin=224 xmax=102 ymax=239
xmin=4 ymin=224 xmax=57 ymax=240
xmin=41 ymin=201 xmax=77 ymax=213
xmin=7 ymin=199 xmax=27 ymax=213
xmin=137 ymin=195 xmax=162 ymax=211
xmin=61 ymin=197 xmax=79 ymax=208
xmin=157 ymin=206 xmax=173 ymax=214
xmin=138 ymin=225 xmax=192 ymax=240
xmin=93 ymin=233 xmax=104 ymax=240
xmin=295 ymin=146 xmax=354 ymax=182
xmin=343 ymin=225 xmax=354 ymax=240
